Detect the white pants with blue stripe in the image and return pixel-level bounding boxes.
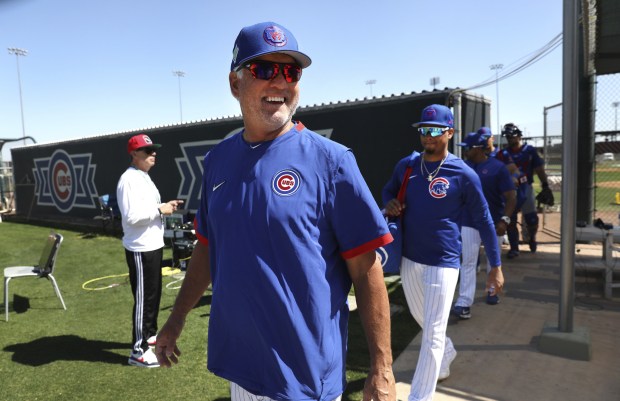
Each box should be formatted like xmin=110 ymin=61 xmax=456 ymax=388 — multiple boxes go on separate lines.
xmin=400 ymin=257 xmax=459 ymax=401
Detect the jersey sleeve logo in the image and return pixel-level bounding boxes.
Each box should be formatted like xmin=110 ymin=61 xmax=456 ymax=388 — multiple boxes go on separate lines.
xmin=272 ymin=169 xmax=301 ymax=196
xmin=428 ymin=177 xmax=450 ymax=198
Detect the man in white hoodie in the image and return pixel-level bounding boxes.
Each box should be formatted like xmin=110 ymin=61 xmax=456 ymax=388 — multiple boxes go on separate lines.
xmin=116 ymin=134 xmax=183 ymax=368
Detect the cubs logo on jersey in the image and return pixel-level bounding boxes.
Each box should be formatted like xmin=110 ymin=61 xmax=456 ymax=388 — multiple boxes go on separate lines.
xmin=272 ymin=169 xmax=301 ymax=196
xmin=429 ymin=177 xmax=450 ymax=198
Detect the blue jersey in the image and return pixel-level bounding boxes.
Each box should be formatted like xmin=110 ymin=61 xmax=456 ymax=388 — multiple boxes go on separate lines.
xmin=382 ymin=152 xmax=500 ymax=268
xmin=496 ymin=144 xmax=543 ymax=185
xmin=195 ymin=122 xmax=390 ymax=401
xmin=462 ymin=157 xmax=515 ymax=226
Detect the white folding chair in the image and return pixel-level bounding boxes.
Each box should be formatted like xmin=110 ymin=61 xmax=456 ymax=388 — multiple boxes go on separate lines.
xmin=4 ymin=232 xmax=67 ymax=321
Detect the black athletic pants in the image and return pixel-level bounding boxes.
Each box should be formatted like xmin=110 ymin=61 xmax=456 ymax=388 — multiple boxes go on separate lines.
xmin=125 ymin=247 xmax=163 ymax=353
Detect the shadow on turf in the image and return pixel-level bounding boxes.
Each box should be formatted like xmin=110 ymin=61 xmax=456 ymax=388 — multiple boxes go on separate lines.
xmin=4 ymin=335 xmax=130 ymax=366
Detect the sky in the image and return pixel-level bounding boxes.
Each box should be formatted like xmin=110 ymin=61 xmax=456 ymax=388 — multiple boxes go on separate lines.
xmin=0 ymin=0 xmax=568 ymax=162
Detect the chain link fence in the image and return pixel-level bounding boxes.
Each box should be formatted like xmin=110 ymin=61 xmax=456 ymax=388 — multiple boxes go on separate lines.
xmin=540 ymin=104 xmax=563 ymax=235
xmin=535 ymin=73 xmax=620 ymax=236
xmin=593 ymin=73 xmax=620 ymax=227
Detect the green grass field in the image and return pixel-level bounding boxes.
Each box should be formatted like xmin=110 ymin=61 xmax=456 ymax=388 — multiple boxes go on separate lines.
xmin=0 ymin=222 xmax=418 ymax=401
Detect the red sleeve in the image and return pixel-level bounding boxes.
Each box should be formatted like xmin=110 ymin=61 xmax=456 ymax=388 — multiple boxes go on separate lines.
xmin=340 ymin=232 xmax=393 ymax=260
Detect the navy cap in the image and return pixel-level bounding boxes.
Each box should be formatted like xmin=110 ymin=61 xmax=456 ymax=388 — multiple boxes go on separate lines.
xmin=412 ymin=104 xmax=454 ymax=128
xmin=457 ymin=131 xmax=489 ymax=149
xmin=230 ymin=22 xmax=312 ymax=71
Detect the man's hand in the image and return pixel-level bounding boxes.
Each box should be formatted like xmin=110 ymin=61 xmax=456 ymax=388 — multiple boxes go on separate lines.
xmin=495 ymin=221 xmax=508 ymax=236
xmin=155 ymin=315 xmax=185 ymax=367
xmin=485 ymin=267 xmax=504 ymax=296
xmin=384 ymin=199 xmax=405 ymax=217
xmin=159 ymin=199 xmax=184 ymax=215
xmin=363 ymin=368 xmax=396 ymax=401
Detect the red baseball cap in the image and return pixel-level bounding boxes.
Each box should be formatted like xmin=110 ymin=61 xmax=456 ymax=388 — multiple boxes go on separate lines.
xmin=127 ymin=134 xmax=162 ymax=153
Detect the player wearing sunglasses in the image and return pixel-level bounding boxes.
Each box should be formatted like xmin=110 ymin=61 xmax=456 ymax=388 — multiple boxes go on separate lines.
xmin=156 ymin=22 xmax=396 ymax=401
xmin=383 ymin=104 xmax=503 ymax=401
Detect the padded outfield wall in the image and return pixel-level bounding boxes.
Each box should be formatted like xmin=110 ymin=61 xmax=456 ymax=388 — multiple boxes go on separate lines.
xmin=10 ymin=89 xmax=490 ymax=223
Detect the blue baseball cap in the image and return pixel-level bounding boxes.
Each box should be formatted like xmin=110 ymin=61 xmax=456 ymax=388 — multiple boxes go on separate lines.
xmin=476 ymin=126 xmax=493 ymax=138
xmin=412 ymin=104 xmax=454 ymax=128
xmin=230 ymin=22 xmax=312 ymax=71
xmin=457 ymin=131 xmax=489 ymax=149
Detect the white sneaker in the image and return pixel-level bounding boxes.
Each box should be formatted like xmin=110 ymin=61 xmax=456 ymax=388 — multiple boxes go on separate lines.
xmin=128 ymin=348 xmax=160 ymax=368
xmin=438 ymin=349 xmax=457 ymax=381
xmin=147 ymin=335 xmax=157 ymax=347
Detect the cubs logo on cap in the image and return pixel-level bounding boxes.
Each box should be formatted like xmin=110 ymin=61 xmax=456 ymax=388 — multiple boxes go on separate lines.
xmin=127 ymin=134 xmax=162 ymax=153
xmin=272 ymin=169 xmax=301 ymax=196
xmin=423 ymin=108 xmax=437 ymax=120
xmin=263 ymin=26 xmax=287 ymax=47
xmin=412 ymin=104 xmax=454 ymax=128
xmin=230 ymin=21 xmax=312 ymax=71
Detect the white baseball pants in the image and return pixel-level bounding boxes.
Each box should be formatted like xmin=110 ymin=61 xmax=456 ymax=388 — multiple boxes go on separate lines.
xmin=401 ymin=257 xmax=459 ymax=401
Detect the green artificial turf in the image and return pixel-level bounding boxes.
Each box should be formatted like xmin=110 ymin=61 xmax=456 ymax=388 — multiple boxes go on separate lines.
xmin=0 ymin=222 xmax=419 ymax=401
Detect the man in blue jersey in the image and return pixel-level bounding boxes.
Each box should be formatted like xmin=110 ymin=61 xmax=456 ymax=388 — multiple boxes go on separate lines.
xmin=383 ymin=104 xmax=504 ymax=401
xmin=453 ymin=130 xmax=516 ymax=317
xmin=496 ymin=123 xmax=551 ymax=258
xmin=155 ymin=22 xmax=396 ymax=401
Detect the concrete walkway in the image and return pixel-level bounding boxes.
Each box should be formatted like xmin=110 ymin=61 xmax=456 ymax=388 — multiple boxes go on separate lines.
xmin=391 ymin=236 xmax=620 ymax=401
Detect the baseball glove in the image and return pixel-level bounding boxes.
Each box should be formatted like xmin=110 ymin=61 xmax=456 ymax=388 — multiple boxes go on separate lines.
xmin=536 ymin=186 xmax=555 ymax=206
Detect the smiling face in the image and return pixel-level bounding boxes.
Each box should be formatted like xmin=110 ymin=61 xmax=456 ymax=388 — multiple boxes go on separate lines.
xmin=229 ymin=53 xmax=301 ymax=142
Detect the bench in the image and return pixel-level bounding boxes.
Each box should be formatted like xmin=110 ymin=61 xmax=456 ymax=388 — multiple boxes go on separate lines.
xmin=576 ymin=225 xmax=620 ymax=299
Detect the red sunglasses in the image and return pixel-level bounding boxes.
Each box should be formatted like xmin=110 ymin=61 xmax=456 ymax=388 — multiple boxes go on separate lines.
xmin=242 ymin=61 xmax=302 ymax=83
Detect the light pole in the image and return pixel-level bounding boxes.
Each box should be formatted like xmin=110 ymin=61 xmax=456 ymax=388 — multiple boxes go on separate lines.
xmin=489 ymin=63 xmax=504 ymax=145
xmin=612 ymin=101 xmax=620 ymax=131
xmin=430 ymin=76 xmax=440 ymax=90
xmin=8 ymin=47 xmax=28 ymax=145
xmin=365 ymin=79 xmax=376 ymax=97
xmin=172 ymin=70 xmax=185 ymax=123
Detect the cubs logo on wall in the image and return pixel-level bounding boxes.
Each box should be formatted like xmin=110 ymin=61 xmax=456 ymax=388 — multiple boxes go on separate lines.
xmin=32 ymin=149 xmax=98 ymax=212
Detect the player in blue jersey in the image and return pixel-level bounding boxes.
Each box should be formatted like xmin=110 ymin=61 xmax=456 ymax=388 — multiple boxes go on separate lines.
xmin=155 ymin=22 xmax=396 ymax=401
xmin=453 ymin=130 xmax=516 ymax=317
xmin=478 ymin=126 xmax=519 ymax=178
xmin=383 ymin=105 xmax=504 ymax=401
xmin=496 ymin=123 xmax=551 ymax=258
